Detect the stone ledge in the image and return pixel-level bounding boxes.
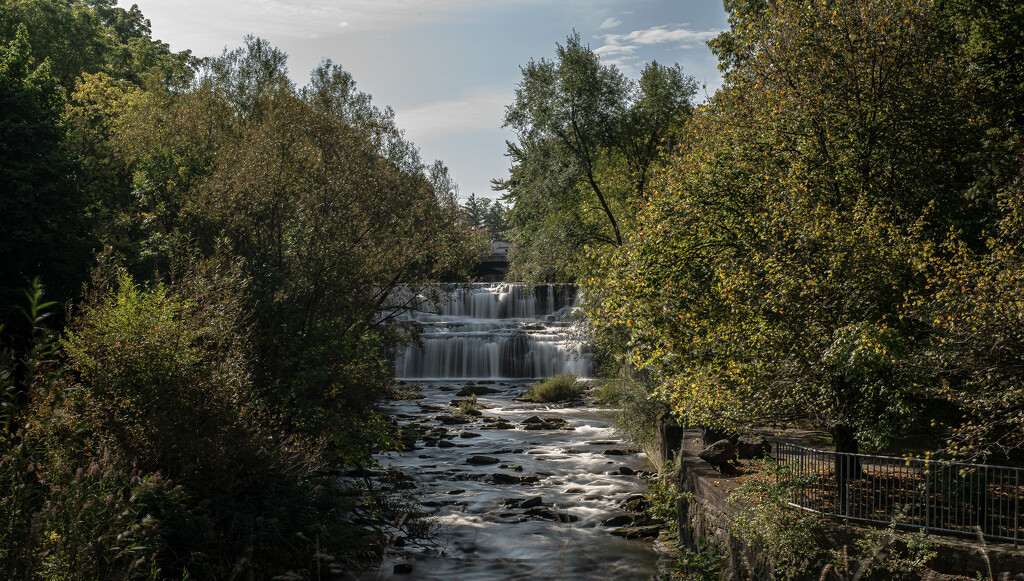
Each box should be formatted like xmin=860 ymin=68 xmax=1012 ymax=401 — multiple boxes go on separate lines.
xmin=670 ymin=429 xmax=1024 ymax=579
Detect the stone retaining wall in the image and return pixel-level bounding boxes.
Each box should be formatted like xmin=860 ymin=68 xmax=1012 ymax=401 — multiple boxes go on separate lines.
xmin=663 ymin=429 xmax=1024 ymax=580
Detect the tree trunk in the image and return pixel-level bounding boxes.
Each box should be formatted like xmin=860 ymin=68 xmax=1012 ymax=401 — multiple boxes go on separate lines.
xmin=830 ymin=425 xmax=862 ymax=516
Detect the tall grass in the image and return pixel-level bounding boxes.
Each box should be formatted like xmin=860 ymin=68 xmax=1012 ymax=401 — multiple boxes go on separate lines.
xmin=525 ymin=374 xmax=585 ymax=403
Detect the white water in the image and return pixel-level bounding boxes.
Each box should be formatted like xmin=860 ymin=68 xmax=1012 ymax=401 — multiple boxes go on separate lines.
xmin=394 ymin=284 xmax=592 ymax=380
xmin=369 ymin=284 xmax=662 ymax=580
xmin=367 ymin=380 xmax=663 ymax=580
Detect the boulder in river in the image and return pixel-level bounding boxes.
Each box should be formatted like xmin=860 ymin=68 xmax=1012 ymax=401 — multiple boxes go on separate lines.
xmin=524 ymin=506 xmax=579 ymax=523
xmin=609 ymin=525 xmax=662 ymax=540
xmin=467 ymin=455 xmax=501 ymax=465
xmin=457 ymin=385 xmax=501 ymax=396
xmin=602 ymin=515 xmax=634 ymax=527
xmin=488 ymin=473 xmax=522 ymax=484
xmin=521 ymin=416 xmax=573 ymax=430
xmin=620 ymin=494 xmax=649 ymax=513
xmin=520 ymin=496 xmax=543 ymax=509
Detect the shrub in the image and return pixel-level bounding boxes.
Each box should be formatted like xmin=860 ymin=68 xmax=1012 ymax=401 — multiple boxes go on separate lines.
xmin=43 ymin=265 xmax=259 ymax=483
xmin=525 ymin=374 xmax=585 ymax=403
xmin=457 ymin=394 xmax=479 ymax=414
xmin=728 ymin=459 xmax=829 ymax=580
xmin=595 ymin=370 xmax=667 ymax=449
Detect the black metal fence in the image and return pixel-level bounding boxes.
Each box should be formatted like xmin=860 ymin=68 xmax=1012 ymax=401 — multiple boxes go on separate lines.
xmin=775 ymin=442 xmax=1022 ymax=546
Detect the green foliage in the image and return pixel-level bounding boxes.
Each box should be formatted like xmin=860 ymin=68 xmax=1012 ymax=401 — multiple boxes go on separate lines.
xmin=461 ymin=193 xmax=509 ymax=240
xmin=0 ymin=0 xmax=195 ymax=90
xmin=524 ymin=373 xmax=585 ymax=403
xmin=1 ymin=278 xmax=59 ymax=439
xmin=0 ymin=26 xmax=90 ymax=315
xmin=846 ymin=516 xmax=937 ymax=579
xmin=588 ymin=0 xmax=998 ymax=455
xmin=0 ymin=4 xmax=472 ymax=578
xmin=27 ymin=448 xmax=180 ymax=581
xmin=675 ymin=543 xmax=727 ymax=581
xmin=943 ymin=0 xmax=1024 ymax=131
xmin=457 ymin=393 xmax=479 ymax=415
xmin=49 ymin=262 xmax=257 ymax=480
xmin=729 ymin=460 xmax=829 ymax=579
xmin=110 ymin=37 xmax=478 ymax=455
xmin=1 ymin=260 xmax=416 ymax=578
xmin=907 ymin=176 xmax=1024 ymax=461
xmin=594 ymin=371 xmax=667 ymax=450
xmin=497 ymin=32 xmax=697 ymax=283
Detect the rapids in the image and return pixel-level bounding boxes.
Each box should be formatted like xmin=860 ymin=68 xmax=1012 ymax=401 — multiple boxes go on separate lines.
xmin=366 ymin=284 xmax=663 ymax=579
xmin=367 ymin=380 xmax=663 ymax=580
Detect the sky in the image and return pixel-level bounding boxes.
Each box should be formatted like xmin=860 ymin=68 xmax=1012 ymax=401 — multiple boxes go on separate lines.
xmin=129 ymin=0 xmax=730 ymax=201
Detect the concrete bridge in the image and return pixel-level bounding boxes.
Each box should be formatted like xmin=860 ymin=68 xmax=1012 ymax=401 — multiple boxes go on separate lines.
xmin=474 ymin=251 xmax=508 ymax=281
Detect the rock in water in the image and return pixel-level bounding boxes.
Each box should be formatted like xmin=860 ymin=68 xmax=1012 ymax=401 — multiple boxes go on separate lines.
xmin=519 ymin=496 xmax=543 ymax=508
xmin=602 ymin=514 xmax=634 ymax=527
xmin=467 ymin=455 xmax=501 ymax=465
xmin=609 ymin=525 xmax=662 ymax=539
xmin=488 ymin=473 xmax=521 ymax=484
xmin=457 ymin=385 xmax=500 ymax=396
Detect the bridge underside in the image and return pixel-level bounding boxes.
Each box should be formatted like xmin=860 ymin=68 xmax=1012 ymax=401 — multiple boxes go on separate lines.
xmin=473 ymin=255 xmax=508 ymax=281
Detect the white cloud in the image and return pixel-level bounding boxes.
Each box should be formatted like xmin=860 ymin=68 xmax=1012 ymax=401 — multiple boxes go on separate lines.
xmin=395 ymin=90 xmax=509 ymax=140
xmin=597 ymin=24 xmax=722 ymax=58
xmin=594 ymin=43 xmax=638 ymax=57
xmin=599 ymin=17 xmax=621 ymax=30
xmin=136 ymin=0 xmax=475 ymax=41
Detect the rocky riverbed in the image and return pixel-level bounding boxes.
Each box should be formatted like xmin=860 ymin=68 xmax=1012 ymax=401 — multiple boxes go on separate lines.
xmin=361 ymin=379 xmax=664 ymax=580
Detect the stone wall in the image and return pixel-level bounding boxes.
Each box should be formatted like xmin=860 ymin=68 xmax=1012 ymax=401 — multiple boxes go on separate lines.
xmin=662 ymin=427 xmax=1024 ymax=580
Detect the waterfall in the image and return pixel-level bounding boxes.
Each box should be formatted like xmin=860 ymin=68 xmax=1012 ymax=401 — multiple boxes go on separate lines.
xmin=393 ymin=283 xmax=591 ymax=379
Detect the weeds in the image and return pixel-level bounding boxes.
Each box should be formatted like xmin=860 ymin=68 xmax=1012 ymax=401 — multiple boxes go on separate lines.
xmin=457 ymin=394 xmax=479 ymax=415
xmin=729 ymin=459 xmax=829 ymax=579
xmin=525 ymin=374 xmax=585 ymax=403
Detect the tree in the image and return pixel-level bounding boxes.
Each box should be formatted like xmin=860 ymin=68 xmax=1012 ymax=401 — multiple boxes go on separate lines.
xmin=461 ymin=192 xmax=491 ymax=229
xmin=0 ymin=0 xmax=194 ymax=91
xmin=591 ymin=0 xmax=984 ymax=457
xmin=483 ymin=199 xmax=509 ymax=240
xmin=498 ymin=32 xmax=697 ymax=282
xmin=0 ymin=26 xmax=89 ymax=322
xmin=116 ymin=38 xmax=477 ymax=451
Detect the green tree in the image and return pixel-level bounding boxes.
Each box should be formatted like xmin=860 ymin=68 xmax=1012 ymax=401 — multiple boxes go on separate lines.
xmin=498 ymin=32 xmax=697 ymax=282
xmin=0 ymin=0 xmax=194 ymax=91
xmin=592 ymin=0 xmax=983 ymax=456
xmin=0 ymin=26 xmax=89 ymax=320
xmin=462 ymin=192 xmax=491 ymax=229
xmin=116 ymin=38 xmax=477 ymax=453
xmin=483 ymin=199 xmax=509 ymax=240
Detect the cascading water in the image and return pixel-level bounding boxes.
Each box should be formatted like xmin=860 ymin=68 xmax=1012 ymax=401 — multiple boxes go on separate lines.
xmin=394 ymin=283 xmax=592 ymax=379
xmin=367 ymin=282 xmax=660 ymax=580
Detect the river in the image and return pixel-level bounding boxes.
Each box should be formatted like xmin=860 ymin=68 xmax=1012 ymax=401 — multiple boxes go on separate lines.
xmin=362 ymin=284 xmax=664 ymax=580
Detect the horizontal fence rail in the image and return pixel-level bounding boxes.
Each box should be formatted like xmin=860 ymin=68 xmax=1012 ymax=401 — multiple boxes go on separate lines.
xmin=775 ymin=442 xmax=1022 ymax=546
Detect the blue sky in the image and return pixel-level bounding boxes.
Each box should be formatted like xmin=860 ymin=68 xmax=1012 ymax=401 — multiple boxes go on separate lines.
xmin=130 ymin=0 xmax=730 ymax=201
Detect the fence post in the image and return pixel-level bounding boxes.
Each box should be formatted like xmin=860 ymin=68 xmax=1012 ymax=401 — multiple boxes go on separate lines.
xmin=1015 ymin=469 xmax=1019 ymax=549
xmin=924 ymin=462 xmax=931 ymax=535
